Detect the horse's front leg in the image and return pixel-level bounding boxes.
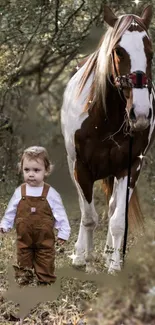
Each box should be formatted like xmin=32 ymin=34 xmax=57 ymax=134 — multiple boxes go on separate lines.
xmin=73 ymin=159 xmax=98 ymax=271
xmin=108 ymin=175 xmax=133 ymax=273
xmin=103 ymin=178 xmax=117 ymax=268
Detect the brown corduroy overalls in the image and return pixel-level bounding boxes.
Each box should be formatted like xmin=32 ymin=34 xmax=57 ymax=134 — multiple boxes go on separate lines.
xmin=14 ymin=183 xmax=56 ymax=283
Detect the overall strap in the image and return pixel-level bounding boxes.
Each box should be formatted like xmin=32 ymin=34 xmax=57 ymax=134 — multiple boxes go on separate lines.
xmin=41 ymin=183 xmax=50 ymax=199
xmin=21 ymin=183 xmax=26 ymax=199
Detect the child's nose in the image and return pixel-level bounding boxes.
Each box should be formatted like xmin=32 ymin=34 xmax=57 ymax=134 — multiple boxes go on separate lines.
xmin=29 ymin=171 xmax=34 ymax=177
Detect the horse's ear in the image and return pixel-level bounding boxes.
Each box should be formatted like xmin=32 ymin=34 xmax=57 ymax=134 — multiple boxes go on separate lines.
xmin=141 ymin=4 xmax=153 ymax=29
xmin=104 ymin=5 xmax=118 ymax=28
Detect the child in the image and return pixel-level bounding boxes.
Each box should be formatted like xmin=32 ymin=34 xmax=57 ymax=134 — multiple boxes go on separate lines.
xmin=0 ymin=146 xmax=71 ymax=285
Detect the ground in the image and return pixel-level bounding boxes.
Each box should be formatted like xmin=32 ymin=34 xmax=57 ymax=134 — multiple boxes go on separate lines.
xmin=0 ymin=147 xmax=155 ymax=325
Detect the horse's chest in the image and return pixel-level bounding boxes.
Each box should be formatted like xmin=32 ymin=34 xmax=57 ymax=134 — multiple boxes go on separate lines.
xmin=75 ymin=126 xmax=150 ymax=179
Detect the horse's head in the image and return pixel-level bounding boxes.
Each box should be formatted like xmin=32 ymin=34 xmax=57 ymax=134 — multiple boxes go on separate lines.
xmin=104 ymin=5 xmax=153 ymax=132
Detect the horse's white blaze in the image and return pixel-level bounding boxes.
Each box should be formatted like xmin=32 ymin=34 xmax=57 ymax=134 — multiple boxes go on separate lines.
xmin=108 ymin=176 xmax=133 ymax=271
xmin=120 ymin=31 xmax=147 ymax=72
xmin=120 ymin=30 xmax=150 ymax=117
xmin=133 ymin=88 xmax=150 ymax=117
xmin=61 ymin=56 xmax=94 ymax=160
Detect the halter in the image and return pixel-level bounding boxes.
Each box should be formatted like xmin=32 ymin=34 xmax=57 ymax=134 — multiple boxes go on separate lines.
xmin=111 ymin=19 xmax=152 ymax=91
xmin=115 ymin=71 xmax=151 ymax=89
xmin=111 ymin=51 xmax=152 ymax=90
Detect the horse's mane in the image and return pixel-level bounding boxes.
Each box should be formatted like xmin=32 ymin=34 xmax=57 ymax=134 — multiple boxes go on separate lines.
xmin=78 ymin=14 xmax=150 ymax=113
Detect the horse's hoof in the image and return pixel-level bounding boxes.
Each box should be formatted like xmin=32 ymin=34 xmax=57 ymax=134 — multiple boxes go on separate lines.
xmin=86 ymin=263 xmax=98 ymax=274
xmin=102 ymin=253 xmax=111 ymax=269
xmin=72 ymin=256 xmax=86 ymax=267
xmin=104 ymin=261 xmax=110 ymax=269
xmin=108 ymin=263 xmax=121 ymax=275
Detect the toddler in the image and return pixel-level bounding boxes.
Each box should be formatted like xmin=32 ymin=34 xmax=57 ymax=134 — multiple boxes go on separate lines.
xmin=0 ymin=146 xmax=71 ymax=285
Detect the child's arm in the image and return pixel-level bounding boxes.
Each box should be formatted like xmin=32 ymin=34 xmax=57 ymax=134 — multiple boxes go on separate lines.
xmin=48 ymin=188 xmax=71 ymax=241
xmin=0 ymin=188 xmax=20 ymax=233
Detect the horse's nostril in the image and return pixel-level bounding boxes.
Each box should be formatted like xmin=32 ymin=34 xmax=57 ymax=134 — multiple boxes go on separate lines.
xmin=129 ymin=106 xmax=136 ymax=121
xmin=148 ymin=108 xmax=152 ymax=120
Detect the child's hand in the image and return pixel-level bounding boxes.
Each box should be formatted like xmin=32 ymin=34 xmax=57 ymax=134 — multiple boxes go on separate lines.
xmin=56 ymin=238 xmax=66 ymax=253
xmin=57 ymin=238 xmax=66 ymax=245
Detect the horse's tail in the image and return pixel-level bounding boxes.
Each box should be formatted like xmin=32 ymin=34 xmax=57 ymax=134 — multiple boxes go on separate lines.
xmin=102 ymin=177 xmax=144 ymax=234
xmin=128 ymin=187 xmax=144 ymax=233
xmin=102 ymin=176 xmax=114 ymax=204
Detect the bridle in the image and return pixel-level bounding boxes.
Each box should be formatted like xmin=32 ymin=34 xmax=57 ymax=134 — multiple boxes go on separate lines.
xmin=115 ymin=71 xmax=151 ymax=89
xmin=111 ymin=27 xmax=152 ymax=92
xmin=111 ymin=51 xmax=152 ymax=91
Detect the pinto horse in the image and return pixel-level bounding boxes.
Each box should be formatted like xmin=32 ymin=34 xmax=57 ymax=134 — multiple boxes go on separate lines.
xmin=61 ymin=5 xmax=155 ymax=273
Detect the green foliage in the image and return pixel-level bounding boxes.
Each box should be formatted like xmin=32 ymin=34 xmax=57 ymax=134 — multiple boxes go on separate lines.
xmin=0 ymin=0 xmax=106 ymax=94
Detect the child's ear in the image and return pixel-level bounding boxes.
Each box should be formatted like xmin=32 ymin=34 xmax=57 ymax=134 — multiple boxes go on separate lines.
xmin=45 ymin=171 xmax=48 ymax=176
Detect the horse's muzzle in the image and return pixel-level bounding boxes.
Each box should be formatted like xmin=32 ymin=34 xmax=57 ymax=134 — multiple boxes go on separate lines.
xmin=129 ymin=107 xmax=152 ymax=131
xmin=130 ymin=117 xmax=149 ymax=131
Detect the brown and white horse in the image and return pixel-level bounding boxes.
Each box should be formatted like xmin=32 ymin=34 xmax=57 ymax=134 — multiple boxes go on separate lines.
xmin=61 ymin=5 xmax=155 ymax=273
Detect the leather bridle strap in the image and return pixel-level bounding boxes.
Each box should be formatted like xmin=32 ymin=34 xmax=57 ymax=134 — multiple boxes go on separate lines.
xmin=111 ymin=52 xmax=151 ymax=90
xmin=115 ymin=71 xmax=150 ymax=89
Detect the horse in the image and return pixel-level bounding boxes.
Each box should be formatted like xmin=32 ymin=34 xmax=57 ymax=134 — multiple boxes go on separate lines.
xmin=61 ymin=5 xmax=155 ymax=274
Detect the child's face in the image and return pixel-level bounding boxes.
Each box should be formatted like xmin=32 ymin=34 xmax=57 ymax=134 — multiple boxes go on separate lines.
xmin=22 ymin=157 xmax=47 ymax=187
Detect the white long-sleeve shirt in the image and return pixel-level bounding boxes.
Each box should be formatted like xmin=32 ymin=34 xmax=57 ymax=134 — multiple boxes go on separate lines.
xmin=0 ymin=184 xmax=71 ymax=240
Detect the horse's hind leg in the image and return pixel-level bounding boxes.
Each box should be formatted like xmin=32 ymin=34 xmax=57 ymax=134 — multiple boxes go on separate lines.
xmin=70 ymin=158 xmax=98 ymax=270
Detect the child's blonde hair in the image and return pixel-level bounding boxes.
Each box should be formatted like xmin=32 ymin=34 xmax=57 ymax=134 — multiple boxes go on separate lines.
xmin=18 ymin=146 xmax=54 ymax=175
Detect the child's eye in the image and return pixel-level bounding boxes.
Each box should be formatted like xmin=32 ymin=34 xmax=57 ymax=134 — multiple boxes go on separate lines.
xmin=24 ymin=168 xmax=29 ymax=172
xmin=34 ymin=169 xmax=40 ymax=172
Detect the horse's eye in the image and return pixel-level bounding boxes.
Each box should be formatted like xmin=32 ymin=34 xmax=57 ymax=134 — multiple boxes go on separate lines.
xmin=115 ymin=48 xmax=123 ymax=58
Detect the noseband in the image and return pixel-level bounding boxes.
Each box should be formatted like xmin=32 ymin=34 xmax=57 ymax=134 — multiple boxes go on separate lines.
xmin=115 ymin=71 xmax=151 ymax=89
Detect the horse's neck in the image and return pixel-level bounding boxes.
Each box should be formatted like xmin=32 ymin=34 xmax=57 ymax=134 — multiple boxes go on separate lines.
xmin=93 ymin=79 xmax=126 ymax=130
xmin=106 ymin=78 xmax=125 ymax=110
